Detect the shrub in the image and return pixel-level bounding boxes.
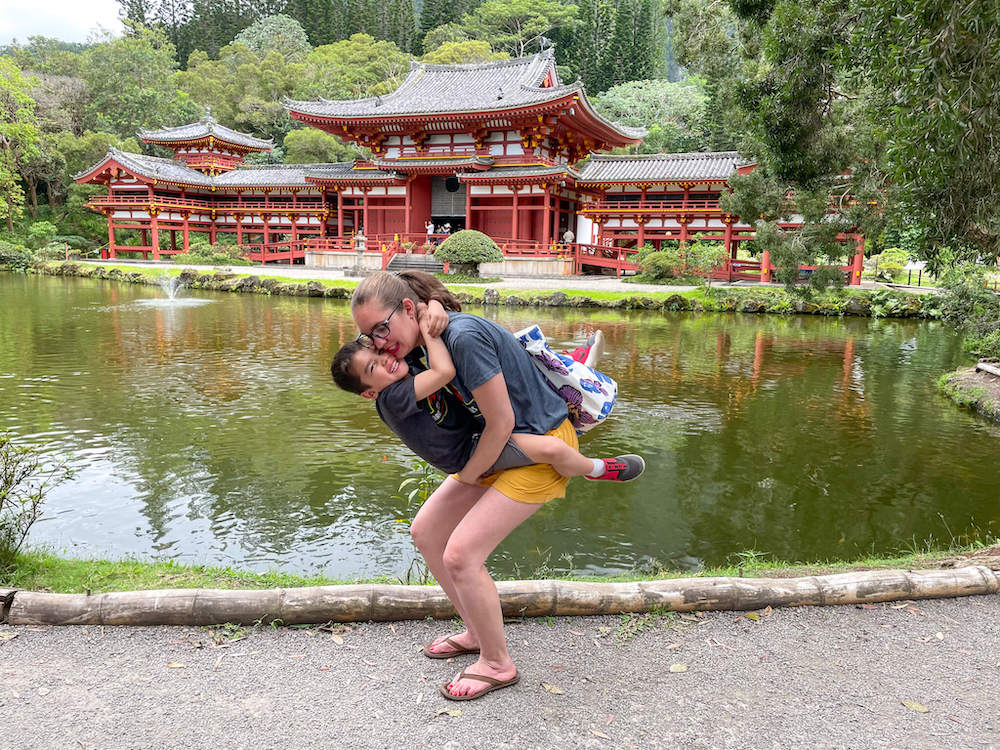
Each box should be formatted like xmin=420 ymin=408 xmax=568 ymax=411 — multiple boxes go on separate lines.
xmin=0 ymin=241 xmax=33 ymax=272
xmin=940 ymin=264 xmax=1000 ymax=358
xmin=173 ymin=242 xmax=254 ymax=266
xmin=639 ymin=246 xmax=683 ymax=280
xmin=872 ymin=248 xmax=909 ymax=280
xmin=685 ymin=240 xmax=727 ymax=287
xmin=433 ymin=230 xmax=504 ymax=266
xmin=26 ymin=221 xmax=58 ymax=249
xmin=0 ymin=435 xmax=73 ymax=572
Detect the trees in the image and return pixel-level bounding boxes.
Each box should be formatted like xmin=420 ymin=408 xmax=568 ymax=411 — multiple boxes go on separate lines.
xmin=421 ymin=40 xmax=508 ymax=65
xmin=462 ymin=0 xmax=578 ymax=58
xmin=81 ymin=24 xmax=197 ymax=138
xmin=294 ymin=34 xmax=411 ymax=101
xmin=232 ymin=14 xmax=312 ymax=60
xmin=595 ymin=78 xmax=709 ymax=153
xmin=598 ymin=0 xmax=656 ymax=89
xmin=853 ymin=0 xmax=1000 ymax=266
xmin=283 ymin=128 xmax=356 ymax=164
xmin=0 ymin=58 xmax=40 ymax=231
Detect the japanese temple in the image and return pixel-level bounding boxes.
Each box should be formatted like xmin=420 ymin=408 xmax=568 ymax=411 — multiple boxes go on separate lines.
xmin=76 ymin=49 xmax=865 ymax=282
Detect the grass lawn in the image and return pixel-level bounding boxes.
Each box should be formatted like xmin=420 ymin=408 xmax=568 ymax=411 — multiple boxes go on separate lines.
xmin=6 ymin=538 xmax=996 ymax=594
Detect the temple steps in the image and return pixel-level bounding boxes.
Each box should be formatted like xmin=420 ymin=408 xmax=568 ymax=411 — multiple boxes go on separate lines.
xmin=386 ymin=253 xmax=445 ymax=273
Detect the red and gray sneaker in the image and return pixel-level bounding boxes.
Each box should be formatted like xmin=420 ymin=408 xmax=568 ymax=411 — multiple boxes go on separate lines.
xmin=568 ymin=330 xmax=606 ymax=368
xmin=586 ymin=454 xmax=645 ymax=482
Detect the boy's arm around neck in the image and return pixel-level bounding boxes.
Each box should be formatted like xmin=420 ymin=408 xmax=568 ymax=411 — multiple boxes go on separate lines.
xmin=411 ymin=329 xmax=456 ymax=401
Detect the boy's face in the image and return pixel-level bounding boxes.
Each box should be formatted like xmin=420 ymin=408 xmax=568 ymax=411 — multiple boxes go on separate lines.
xmin=354 ymin=348 xmax=407 ymax=398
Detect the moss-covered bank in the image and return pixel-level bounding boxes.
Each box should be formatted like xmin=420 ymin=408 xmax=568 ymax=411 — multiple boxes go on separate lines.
xmin=938 ymin=366 xmax=1000 ymax=422
xmin=25 ymin=261 xmax=940 ymax=319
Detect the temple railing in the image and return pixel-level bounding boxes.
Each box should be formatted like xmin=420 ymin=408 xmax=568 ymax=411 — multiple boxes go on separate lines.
xmin=88 ymin=195 xmax=327 ymax=212
xmin=580 ymin=198 xmax=722 ymax=213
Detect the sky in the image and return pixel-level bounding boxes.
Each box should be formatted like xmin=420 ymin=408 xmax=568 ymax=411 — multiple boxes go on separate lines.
xmin=0 ymin=0 xmax=123 ymax=46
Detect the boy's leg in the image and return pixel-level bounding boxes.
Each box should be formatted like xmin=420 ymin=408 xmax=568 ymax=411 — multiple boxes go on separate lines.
xmin=511 ymin=433 xmax=646 ymax=482
xmin=510 ymin=433 xmax=594 ymax=477
xmin=567 ymin=330 xmax=605 ymax=368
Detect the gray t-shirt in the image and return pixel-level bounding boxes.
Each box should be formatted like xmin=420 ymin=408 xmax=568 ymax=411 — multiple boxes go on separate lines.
xmin=407 ymin=312 xmax=568 ymax=435
xmin=375 ymin=375 xmax=478 ymax=474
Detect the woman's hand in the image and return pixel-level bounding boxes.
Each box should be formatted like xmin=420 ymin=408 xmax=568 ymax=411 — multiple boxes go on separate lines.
xmin=454 ymin=470 xmax=480 ymax=486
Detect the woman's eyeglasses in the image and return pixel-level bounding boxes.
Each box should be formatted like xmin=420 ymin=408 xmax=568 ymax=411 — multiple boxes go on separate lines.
xmin=355 ymin=301 xmax=402 ymax=349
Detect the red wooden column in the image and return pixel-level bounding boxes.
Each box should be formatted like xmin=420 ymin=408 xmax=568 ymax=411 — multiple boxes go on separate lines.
xmin=150 ymin=210 xmax=160 ymax=261
xmin=761 ymin=249 xmax=772 ymax=283
xmin=552 ymin=189 xmax=561 ymax=244
xmin=106 ymin=214 xmax=116 ymax=259
xmin=723 ymin=218 xmax=734 ymax=282
xmin=637 ymin=217 xmax=646 ymax=249
xmin=679 ymin=216 xmax=689 ymax=245
xmin=404 ymin=177 xmax=412 ymax=234
xmin=362 ymin=188 xmax=370 ymax=236
xmin=465 ymin=183 xmax=472 ymax=231
xmin=182 ymin=212 xmax=190 ymax=251
xmin=850 ymin=234 xmax=865 ymax=285
xmin=542 ymin=184 xmax=551 ymax=247
xmin=337 ymin=188 xmax=344 ymax=238
xmin=235 ymin=213 xmax=243 ymax=246
xmin=511 ymin=187 xmax=519 ymax=239
xmin=262 ymin=213 xmax=270 ymax=263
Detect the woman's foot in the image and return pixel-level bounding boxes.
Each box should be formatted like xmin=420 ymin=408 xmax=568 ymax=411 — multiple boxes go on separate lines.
xmin=442 ymin=658 xmax=519 ymax=699
xmin=423 ymin=632 xmax=480 ymax=659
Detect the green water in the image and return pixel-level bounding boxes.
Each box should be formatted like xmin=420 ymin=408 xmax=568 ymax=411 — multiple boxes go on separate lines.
xmin=1 ymin=273 xmax=997 ymax=578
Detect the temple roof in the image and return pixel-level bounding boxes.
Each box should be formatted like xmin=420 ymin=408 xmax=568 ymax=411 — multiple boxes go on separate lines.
xmin=375 ymin=156 xmax=495 ymax=172
xmin=215 ymin=165 xmax=311 ymax=187
xmin=285 ymin=51 xmax=570 ymax=118
xmin=77 ymin=150 xmax=386 ymax=188
xmin=138 ymin=115 xmax=274 ymax=151
xmin=99 ymin=148 xmax=213 ymax=186
xmin=459 ymin=164 xmax=579 ymax=181
xmin=305 ymin=162 xmax=401 ymax=181
xmin=576 ymin=152 xmax=743 ymax=183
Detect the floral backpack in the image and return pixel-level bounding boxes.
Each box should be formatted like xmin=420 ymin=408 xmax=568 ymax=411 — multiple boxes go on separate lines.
xmin=514 ymin=325 xmax=617 ymax=434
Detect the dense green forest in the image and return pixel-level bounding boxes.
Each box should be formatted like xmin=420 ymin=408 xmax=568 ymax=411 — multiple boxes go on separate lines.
xmin=1 ymin=0 xmax=998 ymax=287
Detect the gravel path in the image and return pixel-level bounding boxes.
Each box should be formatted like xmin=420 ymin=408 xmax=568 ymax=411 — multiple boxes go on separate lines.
xmin=4 ymin=594 xmax=997 ymax=749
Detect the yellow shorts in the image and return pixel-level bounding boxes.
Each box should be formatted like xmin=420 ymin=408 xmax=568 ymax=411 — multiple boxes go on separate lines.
xmin=453 ymin=418 xmax=578 ymax=505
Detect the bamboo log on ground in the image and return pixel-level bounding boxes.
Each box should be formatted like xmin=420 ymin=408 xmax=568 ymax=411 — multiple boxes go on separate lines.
xmin=975 ymin=361 xmax=1000 ymax=378
xmin=5 ymin=566 xmax=998 ymax=627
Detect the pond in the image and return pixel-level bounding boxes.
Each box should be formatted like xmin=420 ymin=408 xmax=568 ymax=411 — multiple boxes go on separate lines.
xmin=1 ymin=273 xmax=997 ymax=579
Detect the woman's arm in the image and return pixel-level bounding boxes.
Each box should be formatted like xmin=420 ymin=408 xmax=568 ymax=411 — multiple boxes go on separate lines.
xmin=411 ymin=315 xmax=456 ymax=400
xmin=455 ymin=372 xmax=515 ymax=484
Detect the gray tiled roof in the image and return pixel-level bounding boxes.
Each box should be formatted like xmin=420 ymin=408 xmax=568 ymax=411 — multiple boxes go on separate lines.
xmin=215 ymin=165 xmax=310 ymax=187
xmin=460 ymin=164 xmax=578 ymax=180
xmin=139 ymin=116 xmax=273 ymax=150
xmin=77 ymin=151 xmax=402 ymax=188
xmin=95 ymin=148 xmax=213 ymax=185
xmin=377 ymin=156 xmax=494 ymax=169
xmin=285 ymin=50 xmax=578 ymax=119
xmin=306 ymin=162 xmax=401 ymax=181
xmin=576 ymin=152 xmax=743 ymax=183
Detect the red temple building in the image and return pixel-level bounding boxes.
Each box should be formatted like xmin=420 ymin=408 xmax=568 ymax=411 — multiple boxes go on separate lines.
xmin=77 ymin=50 xmax=864 ymax=282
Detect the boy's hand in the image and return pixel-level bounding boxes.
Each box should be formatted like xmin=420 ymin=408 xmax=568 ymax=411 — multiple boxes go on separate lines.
xmin=420 ymin=299 xmax=450 ymax=338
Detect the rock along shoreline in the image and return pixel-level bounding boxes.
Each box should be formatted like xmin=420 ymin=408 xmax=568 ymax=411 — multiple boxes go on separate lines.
xmin=31 ymin=261 xmax=937 ymax=318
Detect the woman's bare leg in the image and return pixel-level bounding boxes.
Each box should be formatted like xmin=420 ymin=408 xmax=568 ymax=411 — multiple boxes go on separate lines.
xmin=409 ymin=476 xmax=489 ymax=654
xmin=440 ymin=488 xmax=544 ymax=698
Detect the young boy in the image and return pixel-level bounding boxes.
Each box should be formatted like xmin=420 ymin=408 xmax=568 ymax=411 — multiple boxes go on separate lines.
xmin=331 ymin=315 xmax=644 ymax=482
